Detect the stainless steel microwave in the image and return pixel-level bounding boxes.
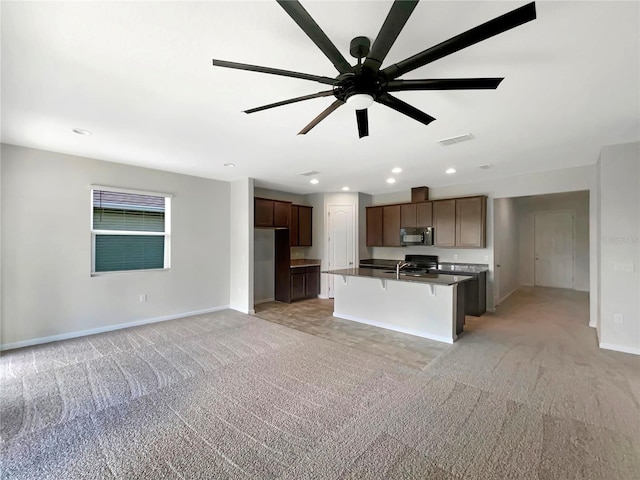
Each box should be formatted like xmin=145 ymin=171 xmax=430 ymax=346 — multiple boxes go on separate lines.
xmin=400 ymin=227 xmax=434 ymax=246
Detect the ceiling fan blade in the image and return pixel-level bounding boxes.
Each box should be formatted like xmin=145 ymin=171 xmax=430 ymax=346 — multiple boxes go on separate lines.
xmin=276 ymin=0 xmax=353 ymax=74
xmin=356 ymin=109 xmax=369 ymax=138
xmin=382 ymin=2 xmax=536 ymax=79
xmin=212 ymin=59 xmax=335 ymax=85
xmin=245 ymin=90 xmax=335 ymax=114
xmin=363 ymin=0 xmax=419 ymax=74
xmin=386 ymin=78 xmax=504 ymax=91
xmin=298 ymin=99 xmax=344 ymax=135
xmin=376 ymin=93 xmax=436 ymax=126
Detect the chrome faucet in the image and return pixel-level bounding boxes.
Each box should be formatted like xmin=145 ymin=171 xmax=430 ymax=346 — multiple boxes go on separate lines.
xmin=396 ymin=262 xmax=411 ymax=277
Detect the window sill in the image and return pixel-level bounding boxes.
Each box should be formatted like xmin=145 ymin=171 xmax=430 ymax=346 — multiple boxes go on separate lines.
xmin=91 ymin=268 xmax=171 ymax=277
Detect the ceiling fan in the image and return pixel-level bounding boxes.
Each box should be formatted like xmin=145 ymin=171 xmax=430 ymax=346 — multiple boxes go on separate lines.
xmin=212 ymin=0 xmax=536 ymax=138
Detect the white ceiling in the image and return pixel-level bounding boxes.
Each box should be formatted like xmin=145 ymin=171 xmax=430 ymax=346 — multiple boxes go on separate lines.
xmin=2 ymin=1 xmax=638 ymax=195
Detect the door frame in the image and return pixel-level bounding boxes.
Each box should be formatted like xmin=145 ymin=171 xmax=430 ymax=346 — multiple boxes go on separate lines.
xmin=533 ymin=209 xmax=576 ymax=289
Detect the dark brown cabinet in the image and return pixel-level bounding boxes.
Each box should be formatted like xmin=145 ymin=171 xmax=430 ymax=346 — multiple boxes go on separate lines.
xmin=290 ymin=205 xmax=312 ymax=246
xmin=366 ymin=195 xmax=485 ymax=248
xmin=433 ymin=199 xmax=457 ymax=247
xmin=433 ymin=197 xmax=486 ymax=248
xmin=255 ymin=198 xmax=291 ymax=228
xmin=255 ymin=198 xmax=274 ymax=227
xmin=274 ymin=201 xmax=290 ymax=228
xmin=400 ymin=203 xmax=417 ymax=228
xmin=417 ymin=202 xmax=433 ymax=227
xmin=366 ymin=206 xmax=384 ymax=246
xmin=456 ymin=196 xmax=486 ymax=248
xmin=290 ymin=265 xmax=320 ymax=302
xmin=401 ymin=202 xmax=432 ymax=227
xmin=382 ymin=205 xmax=401 ymax=246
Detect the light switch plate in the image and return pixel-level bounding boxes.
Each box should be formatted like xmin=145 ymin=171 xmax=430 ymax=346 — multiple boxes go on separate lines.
xmin=614 ymin=314 xmax=623 ymax=324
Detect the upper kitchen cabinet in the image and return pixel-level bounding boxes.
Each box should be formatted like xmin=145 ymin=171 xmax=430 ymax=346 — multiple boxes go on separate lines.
xmin=401 ymin=202 xmax=432 ymax=227
xmin=290 ymin=205 xmax=312 ymax=246
xmin=433 ymin=199 xmax=457 ymax=247
xmin=382 ymin=205 xmax=401 ymax=246
xmin=433 ymin=196 xmax=487 ymax=248
xmin=456 ymin=196 xmax=486 ymax=248
xmin=254 ymin=198 xmax=291 ymax=228
xmin=273 ymin=201 xmax=291 ymax=227
xmin=366 ymin=206 xmax=383 ymax=246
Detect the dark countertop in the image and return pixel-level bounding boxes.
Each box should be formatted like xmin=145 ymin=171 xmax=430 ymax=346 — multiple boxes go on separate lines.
xmin=322 ymin=267 xmax=473 ymax=286
xmin=359 ymin=259 xmax=489 ymax=274
xmin=291 ymin=259 xmax=322 ymax=268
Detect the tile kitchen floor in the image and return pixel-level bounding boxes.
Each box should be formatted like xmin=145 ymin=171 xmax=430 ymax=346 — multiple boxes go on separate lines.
xmin=253 ymin=298 xmax=452 ymax=370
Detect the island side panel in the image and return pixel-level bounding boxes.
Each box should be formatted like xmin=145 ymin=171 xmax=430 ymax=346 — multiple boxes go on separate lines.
xmin=332 ymin=275 xmax=457 ymax=343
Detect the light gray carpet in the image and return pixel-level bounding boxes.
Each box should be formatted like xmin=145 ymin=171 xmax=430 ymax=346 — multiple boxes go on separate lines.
xmin=1 ymin=287 xmax=639 ymax=479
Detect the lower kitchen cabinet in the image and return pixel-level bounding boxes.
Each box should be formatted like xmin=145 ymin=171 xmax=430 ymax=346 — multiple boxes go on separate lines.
xmin=290 ymin=266 xmax=320 ymax=302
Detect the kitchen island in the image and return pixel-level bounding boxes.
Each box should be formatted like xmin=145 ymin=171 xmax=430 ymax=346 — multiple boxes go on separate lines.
xmin=323 ymin=268 xmax=473 ymax=344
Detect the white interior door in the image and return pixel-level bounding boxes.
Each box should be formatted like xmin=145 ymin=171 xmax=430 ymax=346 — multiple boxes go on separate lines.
xmin=328 ymin=205 xmax=354 ymax=298
xmin=534 ymin=211 xmax=574 ymax=288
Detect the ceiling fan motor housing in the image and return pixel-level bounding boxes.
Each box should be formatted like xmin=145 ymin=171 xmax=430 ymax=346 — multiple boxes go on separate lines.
xmin=333 ymin=69 xmax=385 ymax=103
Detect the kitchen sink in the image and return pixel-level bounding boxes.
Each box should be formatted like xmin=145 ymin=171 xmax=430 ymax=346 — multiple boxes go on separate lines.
xmin=382 ymin=269 xmax=431 ymax=277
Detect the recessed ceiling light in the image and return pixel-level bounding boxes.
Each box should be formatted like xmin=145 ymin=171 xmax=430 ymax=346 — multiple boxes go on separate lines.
xmin=446 ymin=168 xmax=457 ymax=174
xmin=386 ymin=178 xmax=396 ymax=184
xmin=391 ymin=167 xmax=402 ymax=174
xmin=72 ymin=128 xmax=92 ymax=136
xmin=310 ymin=179 xmax=319 ymax=185
xmin=223 ymin=163 xmax=235 ymax=168
xmin=342 ymin=186 xmax=350 ymax=191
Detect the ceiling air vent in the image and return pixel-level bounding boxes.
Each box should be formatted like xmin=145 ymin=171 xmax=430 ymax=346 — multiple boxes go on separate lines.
xmin=436 ymin=133 xmax=475 ymax=146
xmin=298 ymin=170 xmax=320 ymax=177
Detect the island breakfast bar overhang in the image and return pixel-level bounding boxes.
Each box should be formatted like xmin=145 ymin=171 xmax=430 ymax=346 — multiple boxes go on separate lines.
xmin=323 ymin=268 xmax=473 ymax=344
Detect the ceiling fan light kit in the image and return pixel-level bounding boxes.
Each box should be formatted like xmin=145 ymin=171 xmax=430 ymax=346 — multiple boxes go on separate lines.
xmin=212 ymin=0 xmax=536 ymax=138
xmin=346 ymin=93 xmax=374 ymax=110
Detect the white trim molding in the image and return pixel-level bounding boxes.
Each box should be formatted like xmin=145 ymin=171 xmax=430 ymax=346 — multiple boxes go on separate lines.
xmin=0 ymin=306 xmax=230 ymax=351
xmin=599 ymin=342 xmax=640 ymax=356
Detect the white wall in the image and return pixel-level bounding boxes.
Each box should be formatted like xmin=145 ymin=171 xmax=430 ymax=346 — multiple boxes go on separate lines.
xmin=494 ymin=197 xmax=519 ymax=304
xmin=1 ymin=144 xmax=231 ymax=348
xmin=515 ymin=191 xmax=590 ymax=291
xmin=253 ymin=229 xmax=274 ymax=304
xmin=597 ymin=142 xmax=640 ymax=354
xmin=358 ymin=192 xmax=373 ymax=261
xmin=229 ymin=177 xmax=254 ymax=314
xmin=254 ymin=187 xmax=305 ymax=204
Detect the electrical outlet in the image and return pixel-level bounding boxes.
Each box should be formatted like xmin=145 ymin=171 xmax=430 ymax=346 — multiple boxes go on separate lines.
xmin=484 ymin=255 xmax=489 ymax=262
xmin=140 ymin=294 xmax=147 ymax=303
xmin=453 ymin=254 xmax=458 ymax=261
xmin=614 ymin=314 xmax=623 ymax=324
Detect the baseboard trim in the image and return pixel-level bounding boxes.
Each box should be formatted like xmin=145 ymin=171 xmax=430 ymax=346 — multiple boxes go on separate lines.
xmin=498 ymin=288 xmax=517 ymax=305
xmin=254 ymin=297 xmax=274 ymax=305
xmin=318 ymin=295 xmax=330 ymax=300
xmin=599 ymin=342 xmax=640 ymax=356
xmin=0 ymin=306 xmax=230 ymax=351
xmin=333 ymin=312 xmax=454 ymax=344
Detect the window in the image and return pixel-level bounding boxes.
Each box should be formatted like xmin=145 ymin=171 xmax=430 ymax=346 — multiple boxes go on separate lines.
xmin=91 ymin=186 xmax=171 ymax=274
